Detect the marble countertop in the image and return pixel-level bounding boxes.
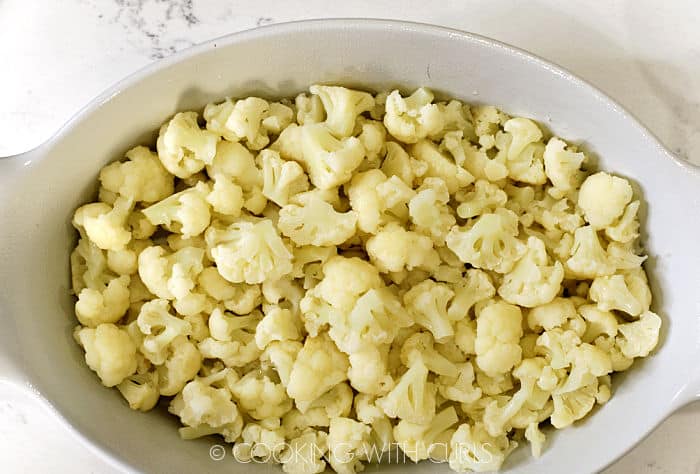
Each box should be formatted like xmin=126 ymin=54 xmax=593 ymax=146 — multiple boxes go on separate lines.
xmin=1 ymin=0 xmax=699 ymax=472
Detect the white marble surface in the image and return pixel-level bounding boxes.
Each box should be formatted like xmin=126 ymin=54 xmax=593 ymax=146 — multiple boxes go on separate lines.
xmin=1 ymin=0 xmax=699 ymax=472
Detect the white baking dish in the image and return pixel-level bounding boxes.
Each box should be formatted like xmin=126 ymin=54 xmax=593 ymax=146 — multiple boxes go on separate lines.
xmin=0 ymin=19 xmax=698 ymax=474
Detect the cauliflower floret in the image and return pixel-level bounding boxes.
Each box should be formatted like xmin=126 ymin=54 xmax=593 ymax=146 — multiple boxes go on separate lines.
xmin=287 ymin=333 xmax=349 ymax=405
xmin=401 ymin=332 xmax=459 ymax=377
xmin=408 ymin=177 xmax=457 ymax=246
xmin=278 ymin=194 xmax=357 ymax=246
xmin=204 ymin=97 xmax=273 ymax=150
xmin=137 ymin=245 xmax=204 ymax=300
xmin=527 ymin=297 xmax=577 ymax=332
xmin=207 ymin=308 xmax=260 ymax=341
xmin=437 ymin=361 xmax=482 ymax=404
xmin=135 ymin=299 xmax=192 ymax=364
xmin=455 ymin=180 xmax=508 ymax=219
xmin=535 ymin=328 xmax=581 ymax=369
xmin=449 ymin=422 xmax=517 ymax=473
xmin=550 ymin=382 xmax=598 ymax=429
xmin=579 ymin=304 xmax=618 ymax=343
xmin=543 ymin=137 xmax=585 ymax=192
xmin=75 ymin=323 xmax=137 ymax=387
xmin=151 ymin=335 xmax=199 ymax=396
xmin=280 ymin=429 xmax=329 ymax=474
xmin=255 ymin=306 xmax=302 ymax=350
xmin=73 ymin=196 xmax=134 ymax=251
xmin=233 ymin=421 xmax=287 ymax=462
xmin=198 ymin=327 xmax=262 ymax=368
xmin=376 ymin=357 xmax=436 ymax=424
xmin=326 ymin=417 xmax=373 ymax=474
xmin=347 ymin=169 xmax=416 ymax=233
xmin=356 ymin=118 xmax=387 ymax=170
xmin=525 ymin=422 xmax=546 ymax=458
xmin=555 ymin=343 xmax=612 ymax=394
xmin=206 ymin=140 xmax=267 ymax=214
xmin=366 ymin=223 xmax=438 ymax=273
xmin=75 ymin=274 xmax=131 ymax=328
xmin=329 ymin=287 xmax=412 ymax=354
xmin=262 ymin=340 xmax=303 ymax=387
xmin=589 ymin=268 xmax=651 ymax=316
xmin=578 ymin=172 xmax=633 ymax=229
xmin=446 ymin=209 xmax=526 ymax=273
xmin=605 ymin=200 xmax=641 ymax=243
xmin=498 ymin=236 xmax=564 ymax=307
xmin=616 ymin=311 xmax=661 ymax=358
xmin=305 ymin=256 xmax=383 ymax=311
xmin=169 ymin=373 xmax=241 ymax=431
xmin=198 ymin=267 xmax=261 ymax=315
xmin=99 ymin=146 xmax=174 ymax=203
xmin=347 ymin=346 xmax=395 ymax=396
xmin=447 ymin=269 xmax=496 ymax=320
xmin=475 ymin=301 xmax=523 ymax=377
xmin=394 ymin=406 xmax=458 ymax=462
xmin=156 ymin=111 xmax=219 ymax=178
xmin=142 ymin=182 xmax=211 ymax=237
xmin=117 ymin=370 xmax=160 ymax=411
xmin=259 ymin=149 xmax=309 ymax=206
xmin=565 ymin=225 xmax=615 ymax=279
xmin=380 ymin=141 xmax=428 ymax=187
xmin=309 ymin=85 xmax=375 ymax=138
xmin=286 ymin=123 xmax=365 ymax=189
xmin=295 ymin=92 xmax=326 ymax=125
xmin=409 ymin=139 xmax=474 ymax=194
xmin=403 ymin=279 xmax=455 ymax=342
xmin=206 ymin=175 xmax=244 ymax=216
xmin=230 ymin=370 xmax=293 ymax=419
xmin=204 ymin=219 xmax=293 ymax=284
xmin=383 ymin=88 xmax=444 ymax=143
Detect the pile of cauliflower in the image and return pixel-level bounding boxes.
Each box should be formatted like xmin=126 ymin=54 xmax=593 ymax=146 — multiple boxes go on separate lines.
xmin=70 ymin=85 xmax=660 ymax=473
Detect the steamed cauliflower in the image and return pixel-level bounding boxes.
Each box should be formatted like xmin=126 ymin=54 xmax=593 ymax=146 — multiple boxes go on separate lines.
xmin=71 ymin=85 xmax=660 ymax=474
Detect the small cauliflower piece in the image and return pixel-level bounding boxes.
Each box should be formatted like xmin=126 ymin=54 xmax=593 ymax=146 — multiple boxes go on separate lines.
xmin=446 ymin=209 xmax=526 ymax=274
xmin=198 ymin=267 xmax=261 ymax=315
xmin=409 ymin=140 xmax=474 ymax=194
xmin=207 ymin=140 xmax=267 ymax=214
xmin=135 ymin=299 xmax=192 ymax=364
xmin=447 ymin=269 xmax=496 ymax=320
xmin=295 ymin=92 xmax=326 ymax=125
xmin=309 ymin=85 xmax=375 ymax=138
xmin=589 ymin=268 xmax=651 ymax=316
xmin=555 ymin=343 xmax=612 ymax=394
xmin=383 ymin=88 xmax=444 ymax=143
xmin=550 ymin=382 xmax=598 ymax=429
xmin=347 ymin=169 xmax=416 ymax=233
xmin=233 ymin=421 xmax=287 ymax=462
xmin=394 ymin=406 xmax=459 ymax=462
xmin=527 ymin=297 xmax=577 ymax=332
xmin=280 ymin=429 xmax=329 ymax=474
xmin=616 ymin=310 xmax=661 ymax=358
xmin=449 ymin=422 xmax=517 ymax=473
xmin=376 ymin=357 xmax=437 ymax=424
xmin=117 ymin=371 xmax=160 ymax=411
xmin=366 ymin=222 xmax=438 ymax=273
xmin=565 ymin=225 xmax=615 ymax=279
xmin=255 ymin=306 xmax=302 ymax=350
xmin=75 ymin=323 xmax=137 ymax=387
xmin=142 ymin=181 xmax=211 ymax=238
xmin=525 ymin=422 xmax=546 ymax=458
xmin=156 ymin=111 xmax=219 ymax=178
xmin=403 ymin=279 xmax=455 ymax=342
xmin=535 ymin=328 xmax=581 ymax=370
xmin=408 ymin=177 xmax=457 ymax=246
xmin=498 ymin=119 xmax=546 ymax=185
xmin=156 ymin=336 xmax=201 ymax=396
xmin=287 ymin=333 xmax=350 ymax=405
xmin=605 ymin=200 xmax=641 ymax=243
xmin=543 ymin=137 xmax=586 ymax=193
xmin=455 ymin=180 xmax=508 ymax=219
xmin=169 ymin=374 xmax=241 ymax=430
xmin=206 ymin=175 xmax=244 ymax=216
xmin=347 ymin=346 xmax=395 ymax=396
xmin=204 ymin=97 xmax=276 ymax=150
xmin=578 ymin=172 xmax=633 ymax=228
xmin=230 ymin=370 xmax=293 ymax=419
xmin=498 ymin=236 xmax=564 ymax=308
xmin=262 ymin=340 xmax=303 ymax=387
xmin=73 ymin=196 xmax=134 ymax=251
xmin=326 ymin=417 xmax=373 ymax=474
xmin=278 ymin=193 xmax=357 ymax=246
xmin=204 ymin=219 xmax=293 ymax=284
xmin=475 ymin=301 xmax=523 ymax=377
xmin=297 ymin=123 xmax=366 ymax=189
xmin=259 ymin=149 xmax=309 ymax=206
xmin=437 ymin=360 xmax=482 ymax=404
xmin=401 ymin=332 xmax=459 ymax=377
xmin=75 ymin=274 xmax=130 ymax=328
xmin=381 ymin=141 xmax=428 ymax=187
xmin=99 ymin=146 xmax=174 ymax=203
xmin=137 ymin=245 xmax=204 ymax=300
